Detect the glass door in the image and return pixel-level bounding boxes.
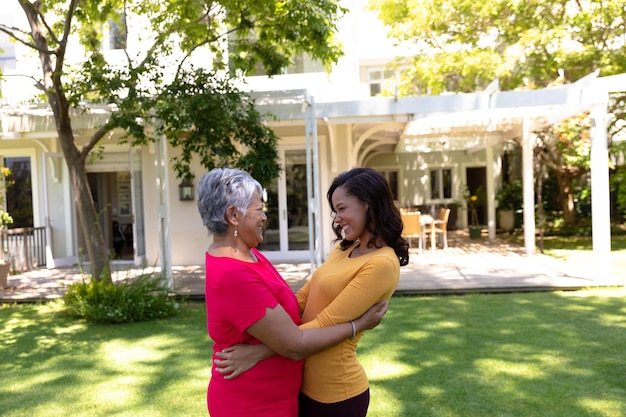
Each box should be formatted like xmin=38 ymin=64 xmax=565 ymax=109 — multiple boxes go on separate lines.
xmin=258 ymin=147 xmax=310 ymax=260
xmin=129 ymin=150 xmax=146 ymax=265
xmin=285 ymin=149 xmax=309 ymax=251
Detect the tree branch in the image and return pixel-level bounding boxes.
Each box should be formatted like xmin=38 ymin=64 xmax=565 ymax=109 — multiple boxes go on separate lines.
xmin=81 ymin=121 xmax=115 ymax=158
xmin=30 ymin=1 xmax=61 ymax=47
xmin=1 ymin=73 xmax=45 ymax=92
xmin=0 ymin=23 xmax=52 ymax=54
xmin=55 ymin=0 xmax=80 ymax=67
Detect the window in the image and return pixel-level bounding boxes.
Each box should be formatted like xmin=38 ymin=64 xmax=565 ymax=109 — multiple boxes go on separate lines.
xmin=4 ymin=157 xmax=33 ymax=228
xmin=430 ymin=168 xmax=452 ymax=200
xmin=107 ymin=12 xmax=127 ymax=50
xmin=378 ymin=169 xmax=399 ymax=201
xmin=368 ymin=69 xmax=395 ymax=96
xmin=0 ymin=20 xmax=16 ymax=71
xmin=282 ymin=53 xmax=324 ymax=75
xmin=228 ymin=41 xmax=324 ymax=76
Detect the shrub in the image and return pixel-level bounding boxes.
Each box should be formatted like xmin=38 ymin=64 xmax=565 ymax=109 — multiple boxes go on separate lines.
xmin=63 ymin=273 xmax=181 ymax=324
xmin=496 ymin=180 xmax=523 ymax=211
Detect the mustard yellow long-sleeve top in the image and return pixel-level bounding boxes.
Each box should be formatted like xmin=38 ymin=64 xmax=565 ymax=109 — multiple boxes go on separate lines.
xmin=296 ymin=242 xmax=400 ymax=403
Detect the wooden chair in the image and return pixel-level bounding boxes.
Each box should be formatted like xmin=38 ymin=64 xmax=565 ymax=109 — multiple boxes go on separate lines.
xmin=401 ymin=211 xmax=423 ymax=251
xmin=431 ymin=207 xmax=450 ymax=249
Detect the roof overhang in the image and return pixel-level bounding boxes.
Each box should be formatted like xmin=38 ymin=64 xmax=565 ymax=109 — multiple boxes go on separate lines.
xmin=250 ymin=71 xmax=623 ymax=158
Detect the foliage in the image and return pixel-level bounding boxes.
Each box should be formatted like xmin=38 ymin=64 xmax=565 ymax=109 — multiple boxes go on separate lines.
xmin=0 ymin=166 xmax=12 ymax=229
xmin=496 ymin=180 xmax=523 ymax=211
xmin=536 ymin=112 xmax=592 ymax=171
xmin=0 ymin=0 xmax=346 ymax=281
xmin=463 ymin=184 xmax=484 ymax=226
xmin=153 ymin=69 xmax=281 ymax=186
xmin=368 ymin=0 xmax=626 ymax=227
xmin=63 ymin=273 xmax=181 ymax=324
xmin=0 ymin=211 xmax=13 ymax=229
xmin=368 ymin=0 xmax=626 ymax=96
xmin=535 ymin=112 xmax=593 ymax=224
xmin=611 ymin=164 xmax=626 ymax=221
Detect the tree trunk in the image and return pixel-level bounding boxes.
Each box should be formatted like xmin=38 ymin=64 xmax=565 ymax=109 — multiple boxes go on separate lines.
xmin=59 ymin=131 xmax=111 ymax=282
xmin=22 ymin=1 xmax=111 ymax=282
xmin=555 ymin=173 xmax=577 ymax=225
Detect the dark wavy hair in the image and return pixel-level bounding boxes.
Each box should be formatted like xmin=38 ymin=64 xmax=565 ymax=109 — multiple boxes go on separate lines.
xmin=327 ymin=167 xmax=409 ymax=266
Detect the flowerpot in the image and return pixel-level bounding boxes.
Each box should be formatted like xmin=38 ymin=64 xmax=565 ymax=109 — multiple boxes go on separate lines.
xmin=499 ymin=210 xmax=515 ymax=232
xmin=469 ymin=226 xmax=482 ymax=239
xmin=0 ymin=262 xmax=9 ymax=289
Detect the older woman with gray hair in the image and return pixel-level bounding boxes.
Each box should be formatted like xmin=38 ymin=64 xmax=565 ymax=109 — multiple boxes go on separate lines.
xmin=197 ymin=167 xmax=387 ymax=417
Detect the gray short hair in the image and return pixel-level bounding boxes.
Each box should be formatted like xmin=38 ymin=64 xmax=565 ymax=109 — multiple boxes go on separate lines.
xmin=197 ymin=168 xmax=263 ymax=235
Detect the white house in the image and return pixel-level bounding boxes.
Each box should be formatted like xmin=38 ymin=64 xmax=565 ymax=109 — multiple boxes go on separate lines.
xmin=0 ymin=1 xmax=619 ymax=278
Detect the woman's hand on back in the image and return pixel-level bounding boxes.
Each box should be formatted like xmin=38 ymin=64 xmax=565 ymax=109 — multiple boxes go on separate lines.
xmin=354 ymin=299 xmax=388 ymax=332
xmin=214 ymin=344 xmax=274 ymax=379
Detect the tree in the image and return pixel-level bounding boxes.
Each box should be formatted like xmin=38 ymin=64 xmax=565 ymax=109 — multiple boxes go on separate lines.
xmin=0 ymin=0 xmax=345 ymax=281
xmin=368 ymin=0 xmax=626 ymax=224
xmin=535 ymin=112 xmax=592 ymax=225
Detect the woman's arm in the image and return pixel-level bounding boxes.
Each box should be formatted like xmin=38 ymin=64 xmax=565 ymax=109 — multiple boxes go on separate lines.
xmin=214 ymin=344 xmax=275 ymax=378
xmin=215 ymin=299 xmax=388 ymax=378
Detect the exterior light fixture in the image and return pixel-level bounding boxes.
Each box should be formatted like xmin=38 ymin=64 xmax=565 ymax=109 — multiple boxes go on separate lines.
xmin=179 ymin=181 xmax=194 ymax=201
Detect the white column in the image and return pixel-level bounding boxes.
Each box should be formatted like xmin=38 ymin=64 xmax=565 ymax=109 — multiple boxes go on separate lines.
xmin=305 ymin=95 xmax=323 ymax=271
xmin=522 ymin=118 xmax=536 ymax=255
xmin=486 ymin=145 xmax=496 ymax=239
xmin=154 ymin=124 xmax=173 ymax=286
xmin=589 ymin=102 xmax=612 ymax=279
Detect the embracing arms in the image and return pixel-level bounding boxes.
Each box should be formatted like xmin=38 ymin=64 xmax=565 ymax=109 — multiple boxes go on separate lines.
xmin=215 ymin=299 xmax=387 ymax=378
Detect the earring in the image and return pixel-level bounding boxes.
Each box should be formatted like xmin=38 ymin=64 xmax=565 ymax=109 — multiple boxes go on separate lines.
xmin=234 ymin=228 xmax=238 ymax=237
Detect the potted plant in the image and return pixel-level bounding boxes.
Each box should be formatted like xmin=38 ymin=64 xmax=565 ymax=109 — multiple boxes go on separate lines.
xmin=464 ymin=185 xmax=484 ymax=239
xmin=496 ymin=180 xmax=523 ymax=232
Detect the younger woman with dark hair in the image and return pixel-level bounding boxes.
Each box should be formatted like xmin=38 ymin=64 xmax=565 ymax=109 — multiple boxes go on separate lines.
xmin=217 ymin=167 xmax=408 ymax=417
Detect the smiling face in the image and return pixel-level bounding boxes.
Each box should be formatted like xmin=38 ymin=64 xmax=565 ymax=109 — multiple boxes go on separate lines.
xmin=331 ymin=185 xmax=370 ymax=243
xmin=238 ymin=192 xmax=267 ymax=248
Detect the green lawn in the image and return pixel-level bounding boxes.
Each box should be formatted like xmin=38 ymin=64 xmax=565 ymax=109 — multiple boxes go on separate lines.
xmin=2 ymin=288 xmax=625 ymax=417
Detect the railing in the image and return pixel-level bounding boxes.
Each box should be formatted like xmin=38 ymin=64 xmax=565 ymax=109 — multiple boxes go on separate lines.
xmin=0 ymin=227 xmax=46 ymax=272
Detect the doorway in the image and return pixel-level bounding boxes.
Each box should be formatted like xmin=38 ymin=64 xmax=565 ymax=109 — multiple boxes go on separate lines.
xmin=257 ymin=147 xmax=311 ymax=260
xmin=86 ymin=172 xmax=134 ymax=260
xmin=465 ymin=166 xmax=487 ymax=226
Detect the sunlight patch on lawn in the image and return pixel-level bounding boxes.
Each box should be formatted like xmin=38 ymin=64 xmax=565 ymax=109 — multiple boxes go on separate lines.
xmin=577 ymin=397 xmax=625 ymax=417
xmin=366 ymin=360 xmax=417 ymax=380
xmin=596 ymin=312 xmax=626 ymax=327
xmin=422 ymin=320 xmax=461 ymax=330
xmin=100 ymin=338 xmax=169 ymax=365
xmin=370 ymin=389 xmax=403 ymax=416
xmin=54 ymin=322 xmax=87 ymax=335
xmin=94 ymin=374 xmax=144 ymax=408
xmin=418 ymin=385 xmax=445 ymax=397
xmin=476 ymin=358 xmax=545 ymax=379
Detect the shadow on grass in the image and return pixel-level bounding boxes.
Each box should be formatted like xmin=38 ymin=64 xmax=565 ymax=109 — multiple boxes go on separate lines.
xmin=362 ymin=291 xmax=626 ymax=417
xmin=2 ymin=292 xmax=625 ymax=417
xmin=0 ymin=302 xmax=209 ymax=417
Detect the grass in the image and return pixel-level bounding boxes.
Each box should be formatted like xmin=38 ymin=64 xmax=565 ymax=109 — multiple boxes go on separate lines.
xmin=0 ymin=302 xmax=210 ymax=417
xmin=366 ymin=288 xmax=626 ymax=417
xmin=2 ymin=288 xmax=626 ymax=416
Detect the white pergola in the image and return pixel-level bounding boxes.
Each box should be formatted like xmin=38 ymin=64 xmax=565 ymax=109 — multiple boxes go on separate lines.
xmin=255 ymin=71 xmax=626 ymax=278
xmin=398 ymin=71 xmax=623 ymax=279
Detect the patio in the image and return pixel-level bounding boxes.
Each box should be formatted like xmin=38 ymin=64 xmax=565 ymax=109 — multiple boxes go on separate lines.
xmin=0 ymin=230 xmax=621 ymax=303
